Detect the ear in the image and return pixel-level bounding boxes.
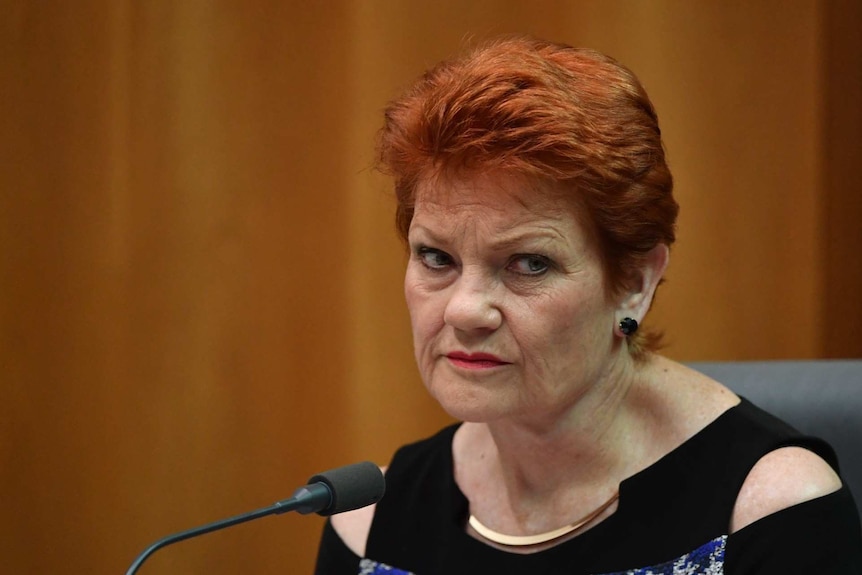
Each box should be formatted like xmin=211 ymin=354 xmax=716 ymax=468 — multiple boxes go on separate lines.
xmin=616 ymin=244 xmax=669 ymax=330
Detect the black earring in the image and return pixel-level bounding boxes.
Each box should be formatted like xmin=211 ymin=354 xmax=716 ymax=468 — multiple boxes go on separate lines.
xmin=619 ymin=317 xmax=638 ymax=336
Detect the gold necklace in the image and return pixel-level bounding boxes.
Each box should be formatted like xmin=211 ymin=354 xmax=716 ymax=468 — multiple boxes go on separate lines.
xmin=468 ymin=490 xmax=620 ymax=547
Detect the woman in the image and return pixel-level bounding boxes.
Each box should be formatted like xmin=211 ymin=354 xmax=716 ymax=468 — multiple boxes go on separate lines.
xmin=315 ymin=37 xmax=862 ymax=574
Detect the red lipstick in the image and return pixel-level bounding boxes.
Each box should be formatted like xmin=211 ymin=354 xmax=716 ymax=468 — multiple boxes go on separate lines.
xmin=446 ymin=351 xmax=510 ymax=370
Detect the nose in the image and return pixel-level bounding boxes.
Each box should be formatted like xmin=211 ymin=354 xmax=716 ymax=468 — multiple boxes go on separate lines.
xmin=442 ymin=269 xmax=503 ymax=333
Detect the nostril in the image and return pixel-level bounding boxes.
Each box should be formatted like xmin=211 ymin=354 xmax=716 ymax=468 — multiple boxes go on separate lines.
xmin=443 ymin=296 xmax=502 ymax=332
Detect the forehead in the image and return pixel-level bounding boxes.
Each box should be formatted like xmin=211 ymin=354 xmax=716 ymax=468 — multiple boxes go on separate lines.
xmin=412 ymin=171 xmax=585 ymax=231
xmin=416 ymin=170 xmax=564 ymax=211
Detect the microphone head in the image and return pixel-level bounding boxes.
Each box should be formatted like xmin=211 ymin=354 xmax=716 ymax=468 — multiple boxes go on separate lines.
xmin=307 ymin=461 xmax=385 ymax=516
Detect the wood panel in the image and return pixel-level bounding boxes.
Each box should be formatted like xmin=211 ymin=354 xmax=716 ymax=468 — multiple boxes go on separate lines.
xmin=822 ymin=0 xmax=862 ymax=358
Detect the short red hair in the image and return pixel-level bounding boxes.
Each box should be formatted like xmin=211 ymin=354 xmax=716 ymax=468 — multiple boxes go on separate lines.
xmin=377 ymin=37 xmax=678 ymax=357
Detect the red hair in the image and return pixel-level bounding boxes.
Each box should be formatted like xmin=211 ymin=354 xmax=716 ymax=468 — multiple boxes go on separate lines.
xmin=377 ymin=37 xmax=678 ymax=357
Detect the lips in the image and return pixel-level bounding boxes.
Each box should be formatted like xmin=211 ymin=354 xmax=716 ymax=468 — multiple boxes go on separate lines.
xmin=445 ymin=351 xmax=510 ymax=370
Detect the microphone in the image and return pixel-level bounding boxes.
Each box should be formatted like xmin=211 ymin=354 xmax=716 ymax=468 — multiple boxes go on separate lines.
xmin=125 ymin=461 xmax=384 ymax=575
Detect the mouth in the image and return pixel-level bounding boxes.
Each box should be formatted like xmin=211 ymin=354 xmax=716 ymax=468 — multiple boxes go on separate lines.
xmin=445 ymin=351 xmax=511 ymax=370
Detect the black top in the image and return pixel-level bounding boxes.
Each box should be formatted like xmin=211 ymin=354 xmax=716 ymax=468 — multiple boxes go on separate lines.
xmin=315 ymin=399 xmax=862 ymax=574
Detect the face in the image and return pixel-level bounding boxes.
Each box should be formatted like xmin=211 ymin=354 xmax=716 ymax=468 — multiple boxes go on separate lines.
xmin=404 ymin=172 xmax=623 ymax=425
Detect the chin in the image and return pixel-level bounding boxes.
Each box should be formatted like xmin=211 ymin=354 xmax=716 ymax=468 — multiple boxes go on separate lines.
xmin=426 ymin=379 xmax=511 ymax=423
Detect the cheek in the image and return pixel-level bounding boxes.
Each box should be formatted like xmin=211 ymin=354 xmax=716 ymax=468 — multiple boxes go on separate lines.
xmin=404 ymin=276 xmax=441 ymax=349
xmin=518 ymin=287 xmax=611 ymax=357
xmin=404 ymin=274 xmax=423 ymax=329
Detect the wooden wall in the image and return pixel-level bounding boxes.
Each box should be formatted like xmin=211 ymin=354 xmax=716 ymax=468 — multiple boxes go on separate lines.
xmin=1 ymin=1 xmax=859 ymax=573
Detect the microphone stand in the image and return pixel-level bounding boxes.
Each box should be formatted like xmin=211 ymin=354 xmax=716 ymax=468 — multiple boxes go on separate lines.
xmin=126 ymin=482 xmax=331 ymax=575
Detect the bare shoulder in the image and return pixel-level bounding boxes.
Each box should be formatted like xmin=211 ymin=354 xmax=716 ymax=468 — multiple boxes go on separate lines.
xmin=329 ymin=465 xmax=387 ymax=556
xmin=330 ymin=501 xmax=377 ymax=556
xmin=655 ymin=358 xmax=843 ymax=532
xmin=730 ymin=446 xmax=843 ymax=532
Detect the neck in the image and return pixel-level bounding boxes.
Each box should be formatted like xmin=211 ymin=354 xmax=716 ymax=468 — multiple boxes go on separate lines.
xmin=456 ymin=354 xmax=650 ymax=526
xmin=495 ymin=356 xmax=639 ymax=491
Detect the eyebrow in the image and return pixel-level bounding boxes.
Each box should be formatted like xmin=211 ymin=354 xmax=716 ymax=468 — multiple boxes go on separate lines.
xmin=489 ymin=230 xmax=567 ymax=251
xmin=409 ymin=223 xmax=567 ymax=251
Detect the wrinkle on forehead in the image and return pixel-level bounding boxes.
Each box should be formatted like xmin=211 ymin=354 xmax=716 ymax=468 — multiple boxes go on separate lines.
xmin=414 ymin=170 xmax=574 ymax=221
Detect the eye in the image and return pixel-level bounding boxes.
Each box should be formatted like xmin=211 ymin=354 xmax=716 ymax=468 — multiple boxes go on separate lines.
xmin=416 ymin=246 xmax=454 ymax=270
xmin=508 ymin=254 xmax=551 ymax=276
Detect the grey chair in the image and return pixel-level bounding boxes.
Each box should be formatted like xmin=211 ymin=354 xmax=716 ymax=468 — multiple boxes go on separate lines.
xmin=689 ymin=360 xmax=862 ymax=521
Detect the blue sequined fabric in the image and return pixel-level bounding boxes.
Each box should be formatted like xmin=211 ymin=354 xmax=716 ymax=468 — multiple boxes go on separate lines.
xmin=357 ymin=535 xmax=726 ymax=575
xmin=600 ymin=535 xmax=726 ymax=574
xmin=359 ymin=558 xmax=414 ymax=575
